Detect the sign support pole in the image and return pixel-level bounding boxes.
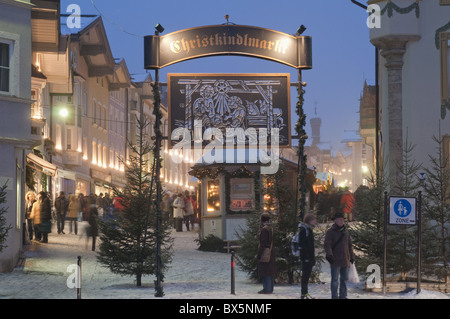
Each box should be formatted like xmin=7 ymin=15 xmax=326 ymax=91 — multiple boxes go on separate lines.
xmin=153 ymin=45 xmax=163 ymax=296
xmin=417 ymin=191 xmax=422 ymax=294
xmin=383 ymin=191 xmax=388 ymax=295
xmin=296 ymin=69 xmax=307 ymax=223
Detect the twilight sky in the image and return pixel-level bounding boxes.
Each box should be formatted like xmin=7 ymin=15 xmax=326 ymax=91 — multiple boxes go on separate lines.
xmin=60 ymin=0 xmax=374 ymax=152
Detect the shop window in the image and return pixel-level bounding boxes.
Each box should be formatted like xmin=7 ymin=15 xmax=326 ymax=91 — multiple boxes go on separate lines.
xmin=207 ymin=179 xmax=220 ymax=212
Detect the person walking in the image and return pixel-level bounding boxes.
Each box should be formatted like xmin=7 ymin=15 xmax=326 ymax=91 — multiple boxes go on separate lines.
xmin=257 ymin=213 xmax=276 ymax=294
xmin=172 ymin=193 xmax=185 ymax=232
xmin=67 ymin=194 xmax=79 ymax=235
xmin=31 ymin=192 xmax=52 ymax=243
xmin=54 ymin=191 xmax=68 ymax=234
xmin=87 ymin=205 xmax=99 ymax=251
xmin=169 ymin=193 xmax=176 ymax=228
xmin=183 ymin=190 xmax=194 ymax=231
xmin=299 ymin=213 xmax=317 ymax=299
xmin=96 ymin=193 xmax=104 ymax=218
xmin=324 ymin=211 xmax=355 ymax=299
xmin=78 ymin=193 xmax=86 ymax=221
xmin=25 ymin=191 xmax=36 ymax=242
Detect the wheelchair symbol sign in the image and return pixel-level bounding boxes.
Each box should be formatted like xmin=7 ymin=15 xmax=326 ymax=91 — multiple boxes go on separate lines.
xmin=389 ymin=197 xmax=416 ymax=225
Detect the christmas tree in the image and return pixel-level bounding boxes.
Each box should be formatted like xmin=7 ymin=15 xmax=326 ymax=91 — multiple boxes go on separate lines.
xmin=422 ymin=135 xmax=450 ymax=283
xmin=97 ymin=117 xmax=173 ymax=287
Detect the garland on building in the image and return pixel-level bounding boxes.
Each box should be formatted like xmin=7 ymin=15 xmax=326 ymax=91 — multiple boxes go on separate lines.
xmin=381 ymin=0 xmax=421 ymax=18
xmin=295 ymin=82 xmax=307 ymax=221
xmin=435 ymin=21 xmax=450 ymax=49
xmin=191 ymin=165 xmax=261 ymax=215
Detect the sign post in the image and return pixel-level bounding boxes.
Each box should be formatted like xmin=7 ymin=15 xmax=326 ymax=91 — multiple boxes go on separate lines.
xmin=384 ymin=193 xmax=422 ymax=294
xmin=417 ymin=191 xmax=422 ymax=293
xmin=144 ymin=22 xmax=312 ymax=297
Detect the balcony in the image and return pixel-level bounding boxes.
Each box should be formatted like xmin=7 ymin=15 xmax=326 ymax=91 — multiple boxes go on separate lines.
xmin=369 ymin=0 xmax=421 ymax=43
xmin=62 ymin=149 xmax=83 ymax=167
xmin=30 ymin=117 xmax=46 ymax=147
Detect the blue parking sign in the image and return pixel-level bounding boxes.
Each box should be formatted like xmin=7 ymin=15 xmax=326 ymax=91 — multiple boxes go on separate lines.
xmin=389 ymin=196 xmax=416 ymax=225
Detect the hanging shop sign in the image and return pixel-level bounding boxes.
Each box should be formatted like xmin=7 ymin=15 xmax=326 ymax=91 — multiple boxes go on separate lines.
xmin=168 ymin=73 xmax=291 ymax=148
xmin=144 ymin=24 xmax=312 ymax=69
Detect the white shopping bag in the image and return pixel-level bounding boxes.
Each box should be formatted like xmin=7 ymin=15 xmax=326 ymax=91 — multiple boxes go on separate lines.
xmin=348 ymin=263 xmax=360 ymax=283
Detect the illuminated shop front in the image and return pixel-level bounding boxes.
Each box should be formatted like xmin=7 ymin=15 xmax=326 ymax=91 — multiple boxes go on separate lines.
xmin=190 ymin=164 xmax=261 ymax=241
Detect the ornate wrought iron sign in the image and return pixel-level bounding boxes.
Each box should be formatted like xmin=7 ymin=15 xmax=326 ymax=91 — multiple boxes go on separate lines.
xmin=168 ymin=73 xmax=291 ymax=148
xmin=144 ymin=24 xmax=312 ymax=69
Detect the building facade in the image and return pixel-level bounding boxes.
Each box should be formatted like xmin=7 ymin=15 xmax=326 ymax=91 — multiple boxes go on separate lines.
xmin=369 ymin=0 xmax=450 ymax=184
xmin=0 ymin=0 xmax=33 ymax=272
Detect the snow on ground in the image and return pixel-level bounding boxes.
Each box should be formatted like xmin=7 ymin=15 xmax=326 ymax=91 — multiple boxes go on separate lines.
xmin=0 ymin=221 xmax=448 ymax=299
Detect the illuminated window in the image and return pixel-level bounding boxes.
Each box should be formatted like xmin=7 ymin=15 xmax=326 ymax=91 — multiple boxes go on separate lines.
xmin=440 ymin=0 xmax=450 ymax=5
xmin=83 ymin=137 xmax=88 ymax=160
xmin=92 ymin=140 xmax=97 ymax=164
xmin=55 ymin=124 xmax=62 ymax=150
xmin=207 ymin=179 xmax=220 ymax=212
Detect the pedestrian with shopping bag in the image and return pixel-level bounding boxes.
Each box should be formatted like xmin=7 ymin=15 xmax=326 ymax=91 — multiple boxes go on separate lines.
xmin=324 ymin=212 xmax=355 ymax=299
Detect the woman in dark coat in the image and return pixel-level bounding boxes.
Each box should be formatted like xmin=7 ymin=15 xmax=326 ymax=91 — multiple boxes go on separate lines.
xmin=88 ymin=206 xmax=99 ymax=251
xmin=37 ymin=191 xmax=52 ymax=243
xmin=257 ymin=213 xmax=276 ymax=294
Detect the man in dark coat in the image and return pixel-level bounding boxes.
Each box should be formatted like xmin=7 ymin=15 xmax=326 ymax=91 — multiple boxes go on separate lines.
xmin=299 ymin=213 xmax=317 ymax=299
xmin=257 ymin=213 xmax=276 ymax=294
xmin=324 ymin=212 xmax=355 ymax=299
xmin=54 ymin=191 xmax=68 ymax=234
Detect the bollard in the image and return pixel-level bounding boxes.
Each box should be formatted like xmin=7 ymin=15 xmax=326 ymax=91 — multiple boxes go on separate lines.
xmin=77 ymin=256 xmax=82 ymax=299
xmin=231 ymin=251 xmax=235 ymax=295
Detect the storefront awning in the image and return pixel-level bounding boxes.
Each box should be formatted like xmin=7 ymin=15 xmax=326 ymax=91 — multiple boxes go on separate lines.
xmin=26 ymin=153 xmax=57 ymax=176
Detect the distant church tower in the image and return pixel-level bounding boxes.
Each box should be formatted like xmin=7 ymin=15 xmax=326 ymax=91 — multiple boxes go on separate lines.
xmin=310 ymin=102 xmax=321 ymax=146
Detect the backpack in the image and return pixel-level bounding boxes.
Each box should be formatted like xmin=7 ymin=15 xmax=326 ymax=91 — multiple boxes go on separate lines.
xmin=291 ymin=223 xmax=309 ymax=257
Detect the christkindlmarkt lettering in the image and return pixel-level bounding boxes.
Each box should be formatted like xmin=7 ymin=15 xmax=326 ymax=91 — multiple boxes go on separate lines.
xmin=168 ymin=32 xmax=289 ymax=55
xmin=144 ymin=25 xmax=312 ymax=69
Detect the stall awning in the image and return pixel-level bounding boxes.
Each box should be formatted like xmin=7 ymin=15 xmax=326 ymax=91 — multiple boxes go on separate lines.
xmin=26 ymin=153 xmax=57 ymax=176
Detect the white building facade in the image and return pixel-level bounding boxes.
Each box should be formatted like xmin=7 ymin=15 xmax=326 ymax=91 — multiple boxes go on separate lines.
xmin=369 ymin=0 xmax=450 ymax=183
xmin=0 ymin=0 xmax=33 ymax=272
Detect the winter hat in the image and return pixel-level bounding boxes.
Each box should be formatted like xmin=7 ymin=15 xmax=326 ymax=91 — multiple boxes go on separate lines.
xmin=332 ymin=212 xmax=345 ymax=220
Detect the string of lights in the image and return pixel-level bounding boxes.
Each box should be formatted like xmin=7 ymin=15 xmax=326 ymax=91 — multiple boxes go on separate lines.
xmin=89 ymin=0 xmax=144 ymax=38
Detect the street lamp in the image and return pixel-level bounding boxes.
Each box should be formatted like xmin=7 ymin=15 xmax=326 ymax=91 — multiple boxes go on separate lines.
xmin=296 ymin=25 xmax=307 ymax=36
xmin=155 ymin=23 xmax=164 ymax=35
xmin=59 ymin=107 xmax=69 ymax=118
